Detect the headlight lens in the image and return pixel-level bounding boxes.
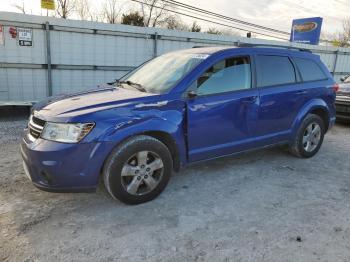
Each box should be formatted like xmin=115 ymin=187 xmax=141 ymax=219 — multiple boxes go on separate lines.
xmin=41 ymin=122 xmax=95 ymax=143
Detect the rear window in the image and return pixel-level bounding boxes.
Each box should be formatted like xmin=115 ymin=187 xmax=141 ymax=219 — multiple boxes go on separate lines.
xmin=293 ymin=57 xmax=328 ymax=82
xmin=256 ymin=55 xmax=296 ymax=87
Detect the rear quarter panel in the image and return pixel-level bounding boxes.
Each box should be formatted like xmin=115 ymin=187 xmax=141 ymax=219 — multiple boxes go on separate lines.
xmin=288 ymin=52 xmax=336 ymax=134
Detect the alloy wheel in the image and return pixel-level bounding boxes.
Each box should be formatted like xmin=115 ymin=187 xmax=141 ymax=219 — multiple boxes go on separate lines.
xmin=302 ymin=122 xmax=321 ymax=152
xmin=121 ymin=151 xmax=164 ymax=196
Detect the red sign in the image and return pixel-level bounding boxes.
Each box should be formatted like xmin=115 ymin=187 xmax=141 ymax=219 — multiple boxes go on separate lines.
xmin=0 ymin=25 xmax=4 ymax=45
xmin=9 ymin=27 xmax=17 ymax=38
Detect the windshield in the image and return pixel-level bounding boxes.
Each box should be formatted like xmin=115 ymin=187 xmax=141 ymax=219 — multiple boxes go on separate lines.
xmin=119 ymin=52 xmax=207 ymax=94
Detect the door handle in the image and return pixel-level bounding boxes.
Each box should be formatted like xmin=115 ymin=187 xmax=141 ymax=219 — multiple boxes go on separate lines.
xmin=242 ymin=96 xmax=258 ymax=104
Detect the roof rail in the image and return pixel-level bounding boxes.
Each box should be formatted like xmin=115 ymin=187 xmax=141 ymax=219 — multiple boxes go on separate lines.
xmin=191 ymin=43 xmax=312 ymax=53
xmin=233 ymin=42 xmax=312 ymax=53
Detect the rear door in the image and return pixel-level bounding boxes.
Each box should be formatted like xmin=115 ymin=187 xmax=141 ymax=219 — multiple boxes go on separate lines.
xmin=255 ymin=53 xmax=308 ymax=142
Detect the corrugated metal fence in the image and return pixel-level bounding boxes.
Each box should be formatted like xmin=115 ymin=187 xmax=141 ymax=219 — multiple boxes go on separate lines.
xmin=1 ymin=12 xmax=350 ymax=105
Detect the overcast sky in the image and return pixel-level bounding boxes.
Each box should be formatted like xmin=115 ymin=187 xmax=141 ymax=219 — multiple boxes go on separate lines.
xmin=1 ymin=0 xmax=348 ymax=37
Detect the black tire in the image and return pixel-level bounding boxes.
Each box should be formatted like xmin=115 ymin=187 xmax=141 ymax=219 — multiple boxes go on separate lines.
xmin=103 ymin=135 xmax=173 ymax=205
xmin=289 ymin=113 xmax=325 ymax=158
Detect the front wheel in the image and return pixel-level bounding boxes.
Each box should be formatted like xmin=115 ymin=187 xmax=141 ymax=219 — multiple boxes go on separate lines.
xmin=103 ymin=135 xmax=173 ymax=205
xmin=289 ymin=114 xmax=325 ymax=158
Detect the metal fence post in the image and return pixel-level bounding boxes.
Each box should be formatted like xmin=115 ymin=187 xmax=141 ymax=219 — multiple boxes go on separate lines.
xmin=332 ymin=50 xmax=339 ymax=77
xmin=45 ymin=21 xmax=52 ymax=96
xmin=153 ymin=32 xmax=158 ymax=57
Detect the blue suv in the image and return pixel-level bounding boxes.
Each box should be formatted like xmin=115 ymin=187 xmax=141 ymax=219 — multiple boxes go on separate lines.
xmin=21 ymin=46 xmax=337 ymax=204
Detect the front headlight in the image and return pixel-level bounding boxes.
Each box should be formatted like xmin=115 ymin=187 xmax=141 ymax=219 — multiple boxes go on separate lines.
xmin=41 ymin=122 xmax=95 ymax=143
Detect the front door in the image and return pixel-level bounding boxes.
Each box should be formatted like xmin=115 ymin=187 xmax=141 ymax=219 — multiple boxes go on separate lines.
xmin=186 ymin=55 xmax=259 ymax=162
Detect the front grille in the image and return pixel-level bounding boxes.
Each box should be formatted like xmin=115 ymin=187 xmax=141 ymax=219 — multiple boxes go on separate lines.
xmin=28 ymin=115 xmax=46 ymax=139
xmin=32 ymin=116 xmax=46 ymax=127
xmin=29 ymin=127 xmax=41 ymax=138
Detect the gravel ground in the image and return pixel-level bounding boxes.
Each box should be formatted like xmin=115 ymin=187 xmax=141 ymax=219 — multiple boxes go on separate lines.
xmin=0 ymin=116 xmax=350 ymax=262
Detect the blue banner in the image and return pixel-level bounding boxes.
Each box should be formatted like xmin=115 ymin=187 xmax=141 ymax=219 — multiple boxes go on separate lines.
xmin=290 ymin=17 xmax=323 ymax=45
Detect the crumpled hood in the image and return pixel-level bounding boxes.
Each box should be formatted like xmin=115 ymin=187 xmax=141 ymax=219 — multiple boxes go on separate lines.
xmin=33 ymin=85 xmax=155 ymax=118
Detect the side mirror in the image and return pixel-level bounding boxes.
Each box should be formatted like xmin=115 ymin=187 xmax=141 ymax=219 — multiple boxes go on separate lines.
xmin=187 ymin=90 xmax=197 ymax=99
xmin=340 ymin=76 xmax=346 ymax=82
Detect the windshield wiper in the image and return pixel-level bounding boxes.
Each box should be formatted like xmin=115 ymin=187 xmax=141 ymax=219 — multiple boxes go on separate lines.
xmin=117 ymin=80 xmax=147 ymax=92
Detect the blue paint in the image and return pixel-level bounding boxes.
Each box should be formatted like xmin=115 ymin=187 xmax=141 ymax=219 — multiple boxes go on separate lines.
xmin=290 ymin=17 xmax=323 ymax=45
xmin=21 ymin=46 xmax=336 ymax=192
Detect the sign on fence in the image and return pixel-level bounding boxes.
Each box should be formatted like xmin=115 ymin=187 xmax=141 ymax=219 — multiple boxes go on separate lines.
xmin=0 ymin=25 xmax=4 ymax=45
xmin=290 ymin=17 xmax=323 ymax=45
xmin=18 ymin=28 xmax=33 ymax=46
xmin=41 ymin=0 xmax=55 ymax=10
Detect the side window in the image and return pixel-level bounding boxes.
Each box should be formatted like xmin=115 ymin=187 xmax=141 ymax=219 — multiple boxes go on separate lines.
xmin=197 ymin=56 xmax=251 ymax=95
xmin=256 ymin=55 xmax=296 ymax=87
xmin=293 ymin=57 xmax=328 ymax=82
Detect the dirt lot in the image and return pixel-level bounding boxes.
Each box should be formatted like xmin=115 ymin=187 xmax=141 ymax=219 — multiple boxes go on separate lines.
xmin=0 ymin=116 xmax=350 ymax=262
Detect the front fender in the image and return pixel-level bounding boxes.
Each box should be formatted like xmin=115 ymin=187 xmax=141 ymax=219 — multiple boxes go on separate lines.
xmin=291 ymin=98 xmax=330 ymax=137
xmin=97 ymin=110 xmax=187 ymax=165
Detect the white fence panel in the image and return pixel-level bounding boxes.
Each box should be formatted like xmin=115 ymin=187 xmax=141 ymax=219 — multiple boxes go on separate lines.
xmin=0 ymin=11 xmax=349 ymax=104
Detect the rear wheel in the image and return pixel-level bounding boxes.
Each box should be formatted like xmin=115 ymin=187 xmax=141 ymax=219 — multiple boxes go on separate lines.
xmin=289 ymin=114 xmax=325 ymax=158
xmin=103 ymin=135 xmax=173 ymax=204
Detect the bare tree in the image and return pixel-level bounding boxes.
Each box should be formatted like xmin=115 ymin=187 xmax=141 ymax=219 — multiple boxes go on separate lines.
xmin=56 ymin=0 xmax=76 ymax=19
xmin=343 ymin=19 xmax=350 ymax=38
xmin=12 ymin=0 xmax=26 ymax=14
xmin=122 ymin=11 xmax=145 ymax=26
xmin=89 ymin=12 xmax=104 ymax=22
xmin=320 ymin=31 xmax=334 ymax=45
xmin=190 ymin=21 xmax=201 ymax=32
xmin=75 ymin=0 xmax=91 ymax=20
xmin=206 ymin=27 xmax=222 ymax=35
xmin=163 ymin=15 xmax=188 ymax=30
xmin=102 ymin=0 xmax=123 ymax=24
xmin=330 ymin=19 xmax=350 ymax=47
xmin=140 ymin=0 xmax=168 ymax=27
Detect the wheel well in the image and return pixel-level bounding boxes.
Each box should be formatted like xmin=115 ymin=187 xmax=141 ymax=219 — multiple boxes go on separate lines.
xmin=310 ymin=108 xmax=329 ymax=131
xmin=143 ymin=131 xmax=181 ymax=172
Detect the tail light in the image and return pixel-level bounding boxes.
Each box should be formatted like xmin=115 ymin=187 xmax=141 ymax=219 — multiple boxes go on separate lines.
xmin=332 ymin=83 xmax=339 ymax=93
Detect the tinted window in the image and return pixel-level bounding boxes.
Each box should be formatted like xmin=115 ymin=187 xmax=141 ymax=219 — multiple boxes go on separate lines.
xmin=256 ymin=55 xmax=296 ymax=87
xmin=293 ymin=57 xmax=327 ymax=81
xmin=197 ymin=56 xmax=251 ymax=95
